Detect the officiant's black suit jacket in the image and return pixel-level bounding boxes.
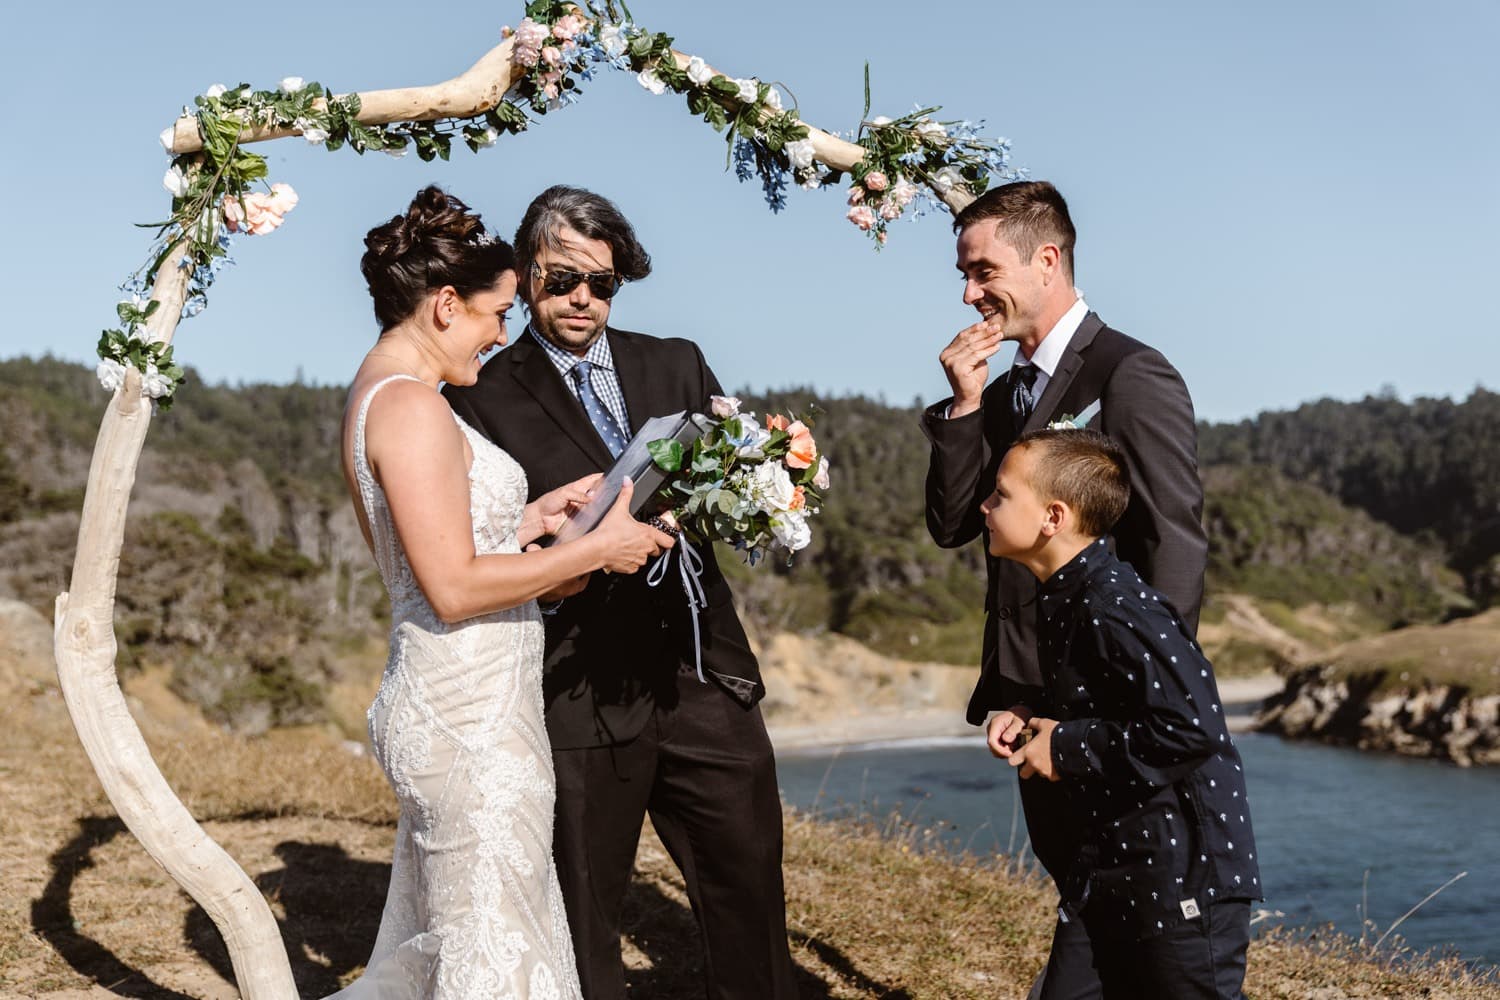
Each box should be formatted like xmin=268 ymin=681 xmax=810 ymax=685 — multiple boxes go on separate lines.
xmin=923 ymin=312 xmax=1208 ymax=726
xmin=444 ymin=327 xmax=763 ymax=750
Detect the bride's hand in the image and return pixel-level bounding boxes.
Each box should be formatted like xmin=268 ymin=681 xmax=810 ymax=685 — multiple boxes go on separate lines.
xmin=521 ymin=473 xmax=604 ymax=544
xmin=591 ymin=479 xmax=675 ymax=575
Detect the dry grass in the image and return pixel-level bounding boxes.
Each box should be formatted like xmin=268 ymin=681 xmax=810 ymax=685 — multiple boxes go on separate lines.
xmin=1318 ymin=608 xmax=1500 ymax=696
xmin=3 ymin=613 xmax=1497 ymax=997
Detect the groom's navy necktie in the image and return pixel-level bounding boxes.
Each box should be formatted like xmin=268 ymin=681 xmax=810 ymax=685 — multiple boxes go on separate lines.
xmin=1010 ymin=363 xmax=1041 ymax=424
xmin=571 ymin=360 xmax=627 ymax=458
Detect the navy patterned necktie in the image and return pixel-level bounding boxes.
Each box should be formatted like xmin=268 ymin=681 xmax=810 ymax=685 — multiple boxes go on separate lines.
xmin=570 ymin=360 xmax=627 ymax=458
xmin=1010 ymin=363 xmax=1041 ymax=424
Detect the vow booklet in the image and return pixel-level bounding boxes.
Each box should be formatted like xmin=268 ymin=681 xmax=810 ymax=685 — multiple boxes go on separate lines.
xmin=544 ymin=411 xmax=710 ymax=546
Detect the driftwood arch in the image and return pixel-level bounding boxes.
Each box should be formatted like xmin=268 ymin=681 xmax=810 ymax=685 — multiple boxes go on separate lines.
xmin=54 ymin=24 xmax=979 ymax=1000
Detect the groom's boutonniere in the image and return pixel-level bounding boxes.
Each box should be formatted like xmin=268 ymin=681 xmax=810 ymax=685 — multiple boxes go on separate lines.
xmin=1046 ymin=399 xmax=1102 ymax=431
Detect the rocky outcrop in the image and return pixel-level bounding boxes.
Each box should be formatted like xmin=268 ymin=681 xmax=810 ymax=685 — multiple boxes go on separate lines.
xmin=1256 ymin=666 xmax=1500 ymax=766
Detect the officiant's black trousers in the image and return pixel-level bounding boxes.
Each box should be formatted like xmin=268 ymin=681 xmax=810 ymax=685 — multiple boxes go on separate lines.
xmin=552 ymin=677 xmax=799 ymax=1000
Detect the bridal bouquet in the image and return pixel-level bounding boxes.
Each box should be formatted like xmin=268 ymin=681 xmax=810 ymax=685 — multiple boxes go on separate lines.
xmin=646 ymin=395 xmax=830 ymax=562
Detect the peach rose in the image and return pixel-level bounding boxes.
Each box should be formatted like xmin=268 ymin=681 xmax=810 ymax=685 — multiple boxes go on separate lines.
xmin=789 ymin=485 xmax=807 ymax=511
xmin=864 ymin=171 xmax=888 ymax=192
xmin=222 ymin=183 xmax=298 ymax=236
xmin=784 ymin=420 xmax=817 ymax=469
xmin=765 ymin=413 xmax=789 ymax=432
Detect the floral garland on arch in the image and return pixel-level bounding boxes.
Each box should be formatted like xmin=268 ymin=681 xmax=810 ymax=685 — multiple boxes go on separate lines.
xmin=102 ymin=0 xmax=1023 ymax=409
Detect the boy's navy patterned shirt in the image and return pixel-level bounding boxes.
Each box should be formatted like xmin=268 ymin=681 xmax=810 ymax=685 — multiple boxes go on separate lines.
xmin=1037 ymin=538 xmax=1261 ymax=939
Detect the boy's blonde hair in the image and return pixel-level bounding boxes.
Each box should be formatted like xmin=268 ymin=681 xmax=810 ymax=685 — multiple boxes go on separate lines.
xmin=1013 ymin=428 xmax=1130 ymax=537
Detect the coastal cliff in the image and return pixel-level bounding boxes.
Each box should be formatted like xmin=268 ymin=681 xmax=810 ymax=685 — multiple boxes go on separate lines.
xmin=1255 ymin=608 xmax=1500 ymax=766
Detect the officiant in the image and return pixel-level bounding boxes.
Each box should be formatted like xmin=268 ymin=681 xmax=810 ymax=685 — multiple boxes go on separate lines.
xmin=444 ymin=185 xmax=798 ymax=1000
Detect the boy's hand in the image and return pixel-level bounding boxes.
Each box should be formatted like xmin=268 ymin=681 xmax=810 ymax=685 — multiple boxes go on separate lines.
xmin=1008 ymin=717 xmax=1061 ymax=781
xmin=986 ymin=704 xmax=1035 ymax=758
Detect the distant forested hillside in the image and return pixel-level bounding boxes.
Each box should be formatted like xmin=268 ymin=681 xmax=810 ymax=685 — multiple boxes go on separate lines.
xmin=1200 ymin=390 xmax=1500 ymax=602
xmin=1 ymin=356 xmax=1486 ymax=729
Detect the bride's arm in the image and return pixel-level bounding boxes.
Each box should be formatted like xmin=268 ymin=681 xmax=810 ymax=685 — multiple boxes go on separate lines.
xmin=366 ymin=383 xmax=669 ymax=623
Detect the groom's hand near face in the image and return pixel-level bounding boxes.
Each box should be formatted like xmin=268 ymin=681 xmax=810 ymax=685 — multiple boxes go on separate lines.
xmin=939 ymin=316 xmax=1007 ymax=418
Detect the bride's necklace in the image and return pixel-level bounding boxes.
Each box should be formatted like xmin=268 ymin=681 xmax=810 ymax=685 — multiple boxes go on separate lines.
xmin=367 ymin=352 xmax=428 ymax=382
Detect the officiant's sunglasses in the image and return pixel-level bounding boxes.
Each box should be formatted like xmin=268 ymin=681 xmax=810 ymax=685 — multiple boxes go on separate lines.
xmin=530 ymin=264 xmax=623 ymax=300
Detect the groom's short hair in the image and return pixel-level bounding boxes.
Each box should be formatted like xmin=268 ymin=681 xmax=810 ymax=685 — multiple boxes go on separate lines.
xmin=1013 ymin=428 xmax=1129 ymax=537
xmin=954 ymin=180 xmax=1076 ymax=281
xmin=512 ymin=186 xmax=652 ymax=298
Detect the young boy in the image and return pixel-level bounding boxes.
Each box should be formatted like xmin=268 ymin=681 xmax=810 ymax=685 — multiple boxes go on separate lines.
xmin=981 ymin=428 xmax=1260 ymax=999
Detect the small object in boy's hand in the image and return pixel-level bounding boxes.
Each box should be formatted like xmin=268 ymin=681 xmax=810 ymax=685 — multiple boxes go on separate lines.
xmin=1013 ymin=727 xmax=1036 ymax=749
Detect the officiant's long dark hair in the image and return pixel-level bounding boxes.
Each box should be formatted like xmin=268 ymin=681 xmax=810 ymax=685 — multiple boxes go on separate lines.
xmin=512 ymin=185 xmax=652 ymax=297
xmin=361 ymin=185 xmax=516 ymax=331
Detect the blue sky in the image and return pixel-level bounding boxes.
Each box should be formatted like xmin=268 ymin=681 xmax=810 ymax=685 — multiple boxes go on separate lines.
xmin=1 ymin=0 xmax=1495 ymax=422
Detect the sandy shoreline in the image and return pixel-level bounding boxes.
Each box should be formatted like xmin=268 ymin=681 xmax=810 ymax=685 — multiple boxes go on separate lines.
xmin=768 ymin=671 xmax=1285 ymax=752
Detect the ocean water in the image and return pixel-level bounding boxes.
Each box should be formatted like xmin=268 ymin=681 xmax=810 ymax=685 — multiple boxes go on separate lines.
xmin=776 ymin=728 xmax=1500 ymax=967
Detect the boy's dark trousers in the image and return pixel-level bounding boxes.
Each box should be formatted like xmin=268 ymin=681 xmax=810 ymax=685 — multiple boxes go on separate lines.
xmin=1082 ymin=900 xmax=1251 ymax=1000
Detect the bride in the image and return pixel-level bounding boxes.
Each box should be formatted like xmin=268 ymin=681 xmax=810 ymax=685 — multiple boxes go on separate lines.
xmin=335 ymin=185 xmax=673 ymax=997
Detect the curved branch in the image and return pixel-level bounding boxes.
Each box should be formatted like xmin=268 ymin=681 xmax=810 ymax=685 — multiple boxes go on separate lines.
xmin=163 ymin=36 xmax=974 ymax=214
xmin=54 ymin=241 xmax=298 ymax=999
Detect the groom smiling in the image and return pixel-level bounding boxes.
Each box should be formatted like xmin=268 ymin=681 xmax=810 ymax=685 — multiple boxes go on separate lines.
xmin=445 ymin=185 xmax=798 ymax=1000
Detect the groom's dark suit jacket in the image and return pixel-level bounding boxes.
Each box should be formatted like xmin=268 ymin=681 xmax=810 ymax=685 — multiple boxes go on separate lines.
xmin=444 ymin=327 xmax=763 ymax=750
xmin=923 ymin=312 xmax=1208 ymax=725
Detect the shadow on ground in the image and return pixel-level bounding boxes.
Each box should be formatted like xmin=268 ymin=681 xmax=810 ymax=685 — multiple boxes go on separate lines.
xmin=35 ymin=818 xmax=911 ymax=998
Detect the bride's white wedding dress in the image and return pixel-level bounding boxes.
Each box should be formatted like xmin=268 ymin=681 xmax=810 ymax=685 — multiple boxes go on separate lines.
xmin=334 ymin=374 xmax=581 ymax=999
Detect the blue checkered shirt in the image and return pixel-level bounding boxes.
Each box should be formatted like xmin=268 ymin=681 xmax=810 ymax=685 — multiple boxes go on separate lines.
xmin=533 ymin=326 xmax=632 ymax=437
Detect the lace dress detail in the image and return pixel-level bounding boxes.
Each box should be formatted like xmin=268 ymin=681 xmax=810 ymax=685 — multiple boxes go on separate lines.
xmin=332 ymin=375 xmax=581 ymax=1000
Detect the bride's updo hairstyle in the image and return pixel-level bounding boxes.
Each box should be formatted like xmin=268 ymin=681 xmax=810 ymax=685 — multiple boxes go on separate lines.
xmin=361 ymin=185 xmax=517 ymax=331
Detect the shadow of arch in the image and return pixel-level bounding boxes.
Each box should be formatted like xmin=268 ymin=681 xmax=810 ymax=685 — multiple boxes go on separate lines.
xmin=620 ymin=878 xmax=912 ymax=999
xmin=30 ymin=815 xmax=198 ymax=999
xmin=185 ymin=840 xmax=389 ymax=994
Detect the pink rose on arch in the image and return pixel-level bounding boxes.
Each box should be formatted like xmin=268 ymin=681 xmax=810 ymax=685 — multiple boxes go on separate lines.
xmin=541 ymin=70 xmax=563 ymax=101
xmin=846 ymin=205 xmax=876 ymax=231
xmin=863 ymin=171 xmax=888 ymax=192
xmin=552 ymin=13 xmax=586 ymax=39
xmin=878 ymin=199 xmax=903 ymax=221
xmin=784 ymin=420 xmax=817 ymax=469
xmin=541 ymin=45 xmax=563 ymax=67
xmin=510 ymin=18 xmax=549 ymax=67
xmin=846 ymin=186 xmax=865 ymax=205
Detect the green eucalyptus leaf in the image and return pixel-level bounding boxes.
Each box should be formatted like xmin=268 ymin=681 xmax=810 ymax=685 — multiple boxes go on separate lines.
xmin=648 ymin=438 xmax=685 ymax=472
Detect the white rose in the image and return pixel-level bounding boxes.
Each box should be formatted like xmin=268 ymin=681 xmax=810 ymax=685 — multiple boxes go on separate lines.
xmin=751 ymin=461 xmax=796 ymax=512
xmin=158 ymin=125 xmax=177 ymax=152
xmin=710 ymin=395 xmax=742 ymax=418
xmin=764 ymin=87 xmax=783 ymax=111
xmin=141 ymin=363 xmax=173 ymax=400
xmin=771 ymin=509 xmax=811 ymax=551
xmin=204 ymin=84 xmax=227 ymax=99
xmin=916 ymin=119 xmax=947 ymax=139
xmin=785 ymin=138 xmax=816 ymax=171
xmin=637 ymin=69 xmax=667 ymax=95
xmin=162 ymin=164 xmax=190 ymax=198
xmin=933 ymin=165 xmax=964 ymax=193
xmin=95 ymin=359 xmax=127 ymax=393
xmin=813 ymin=455 xmax=830 ymax=490
xmin=734 ymin=78 xmax=759 ymax=104
xmin=279 ymin=76 xmax=305 ymax=94
xmin=478 ymin=126 xmax=500 ymax=147
xmin=294 ymin=118 xmax=329 ymax=144
xmin=598 ymin=23 xmax=627 ymax=58
xmin=686 ymin=55 xmax=714 ymax=86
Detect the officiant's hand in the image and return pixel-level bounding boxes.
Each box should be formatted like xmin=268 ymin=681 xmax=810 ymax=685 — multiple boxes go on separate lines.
xmin=940 ymin=316 xmax=1007 ymax=419
xmin=1007 ymin=717 xmax=1060 ymax=782
xmin=521 ymin=473 xmax=605 ymax=546
xmin=592 ymin=479 xmax=676 ymax=574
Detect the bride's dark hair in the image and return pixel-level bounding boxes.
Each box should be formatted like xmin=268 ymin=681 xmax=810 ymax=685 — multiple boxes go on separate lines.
xmin=361 ymin=185 xmax=516 ymax=331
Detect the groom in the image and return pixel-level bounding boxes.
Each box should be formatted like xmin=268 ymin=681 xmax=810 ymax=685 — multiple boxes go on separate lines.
xmin=445 ymin=185 xmax=798 ymax=1000
xmin=923 ymin=180 xmax=1208 ymax=998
